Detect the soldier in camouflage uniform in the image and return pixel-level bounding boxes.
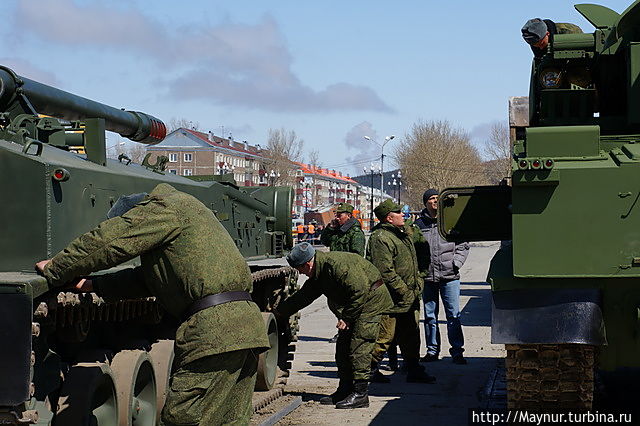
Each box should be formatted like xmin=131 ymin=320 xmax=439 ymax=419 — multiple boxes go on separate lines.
xmin=35 ymin=183 xmax=269 ymax=425
xmin=320 ymin=203 xmax=366 ymax=256
xmin=521 ymin=18 xmax=583 ymax=57
xmin=366 ymin=199 xmax=435 ymax=384
xmin=275 ymin=243 xmax=393 ymax=409
xmin=321 ymin=202 xmax=366 ymax=344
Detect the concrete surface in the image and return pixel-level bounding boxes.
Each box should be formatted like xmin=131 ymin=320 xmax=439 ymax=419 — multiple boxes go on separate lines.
xmin=278 ymin=243 xmax=505 ymax=425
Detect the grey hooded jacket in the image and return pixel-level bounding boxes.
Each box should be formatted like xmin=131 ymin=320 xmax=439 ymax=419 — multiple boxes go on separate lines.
xmin=414 ymin=208 xmax=469 ymax=282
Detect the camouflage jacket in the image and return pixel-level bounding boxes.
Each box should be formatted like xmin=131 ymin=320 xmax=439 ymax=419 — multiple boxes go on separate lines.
xmin=43 ymin=183 xmax=269 ymax=367
xmin=320 ymin=218 xmax=366 ymax=256
xmin=277 ymin=251 xmax=393 ymax=323
xmin=366 ymin=223 xmax=427 ymax=313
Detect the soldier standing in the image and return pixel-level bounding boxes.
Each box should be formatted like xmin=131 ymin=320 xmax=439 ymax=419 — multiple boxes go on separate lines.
xmin=321 ymin=203 xmax=366 ymax=344
xmin=320 ymin=203 xmax=366 ymax=256
xmin=367 ymin=200 xmax=435 ymax=383
xmin=35 ymin=183 xmax=269 ymax=425
xmin=275 ymin=243 xmax=393 ymax=409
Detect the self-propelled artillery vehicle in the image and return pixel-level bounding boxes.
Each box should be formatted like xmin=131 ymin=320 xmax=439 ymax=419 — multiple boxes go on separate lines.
xmin=0 ymin=65 xmax=298 ymax=425
xmin=438 ymin=0 xmax=640 ymax=411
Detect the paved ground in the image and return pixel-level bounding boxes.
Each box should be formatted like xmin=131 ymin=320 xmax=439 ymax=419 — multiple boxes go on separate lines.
xmin=277 ymin=243 xmax=505 ymax=425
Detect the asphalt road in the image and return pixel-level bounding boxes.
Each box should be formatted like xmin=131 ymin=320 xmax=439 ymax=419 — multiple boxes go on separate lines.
xmin=278 ymin=243 xmax=505 ymax=425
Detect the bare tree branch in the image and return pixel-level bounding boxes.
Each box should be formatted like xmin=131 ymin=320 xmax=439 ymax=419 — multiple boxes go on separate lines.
xmin=168 ymin=117 xmax=200 ymax=132
xmin=483 ymin=121 xmax=512 ymax=183
xmin=394 ymin=120 xmax=488 ymax=209
xmin=263 ymin=128 xmax=305 ymax=186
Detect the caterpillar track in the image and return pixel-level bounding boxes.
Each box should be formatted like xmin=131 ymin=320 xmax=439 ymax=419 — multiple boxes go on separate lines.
xmin=505 ymin=344 xmax=595 ymax=411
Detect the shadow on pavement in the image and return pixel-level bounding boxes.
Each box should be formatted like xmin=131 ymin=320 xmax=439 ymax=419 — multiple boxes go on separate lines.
xmin=297 ymin=335 xmax=333 ymax=342
xmin=288 ymin=390 xmax=332 ymax=403
xmin=308 ymin=361 xmax=337 ymax=368
xmin=368 ymin=356 xmax=500 ymax=425
xmin=300 ymin=370 xmax=338 ymax=379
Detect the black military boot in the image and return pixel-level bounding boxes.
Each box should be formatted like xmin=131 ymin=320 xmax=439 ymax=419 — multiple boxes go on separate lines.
xmin=406 ymin=361 xmax=436 ymax=383
xmin=320 ymin=381 xmax=353 ymax=405
xmin=335 ymin=380 xmax=369 ymax=409
xmin=370 ymin=361 xmax=390 ymax=383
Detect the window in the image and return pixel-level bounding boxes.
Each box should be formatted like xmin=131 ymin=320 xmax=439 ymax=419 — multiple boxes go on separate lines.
xmin=183 ymin=169 xmax=193 ymax=176
xmin=168 ymin=153 xmax=177 ymax=162
xmin=184 ymin=153 xmax=192 ymax=162
xmin=169 ymin=169 xmax=177 ymax=175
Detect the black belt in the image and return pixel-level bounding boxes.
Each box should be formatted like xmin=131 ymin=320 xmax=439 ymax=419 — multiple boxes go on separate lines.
xmin=183 ymin=291 xmax=253 ymax=321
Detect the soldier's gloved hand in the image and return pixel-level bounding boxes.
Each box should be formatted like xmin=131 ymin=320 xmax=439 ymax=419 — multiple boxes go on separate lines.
xmin=336 ymin=319 xmax=349 ymax=330
xmin=329 ymin=219 xmax=339 ymax=228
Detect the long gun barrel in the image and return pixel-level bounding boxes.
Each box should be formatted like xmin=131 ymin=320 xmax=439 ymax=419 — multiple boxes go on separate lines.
xmin=0 ymin=66 xmax=166 ymax=144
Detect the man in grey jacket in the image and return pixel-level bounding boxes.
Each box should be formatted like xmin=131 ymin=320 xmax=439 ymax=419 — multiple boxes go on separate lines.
xmin=414 ymin=189 xmax=469 ymax=364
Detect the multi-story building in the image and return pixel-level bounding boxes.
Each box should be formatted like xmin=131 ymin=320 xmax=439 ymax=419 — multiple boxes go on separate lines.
xmin=145 ymin=128 xmax=268 ymax=186
xmin=146 ymin=129 xmax=393 ymax=229
xmin=292 ymin=163 xmax=390 ymax=230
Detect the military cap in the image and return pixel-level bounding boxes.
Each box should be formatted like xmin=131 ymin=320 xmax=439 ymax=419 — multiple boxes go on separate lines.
xmin=422 ymin=188 xmax=439 ymax=206
xmin=335 ymin=203 xmax=354 ymax=214
xmin=107 ymin=192 xmax=148 ymax=219
xmin=522 ymin=18 xmax=548 ymax=45
xmin=374 ymin=199 xmax=402 ymax=221
xmin=286 ymin=242 xmax=316 ymax=267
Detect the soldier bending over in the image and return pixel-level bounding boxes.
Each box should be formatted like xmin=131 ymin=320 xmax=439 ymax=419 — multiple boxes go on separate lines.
xmin=275 ymin=243 xmax=392 ymax=408
xmin=36 ymin=183 xmax=269 ymax=425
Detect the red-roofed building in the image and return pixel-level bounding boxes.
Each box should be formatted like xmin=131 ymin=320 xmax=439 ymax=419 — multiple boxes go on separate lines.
xmin=145 ymin=128 xmax=269 ymax=185
xmin=292 ymin=162 xmax=387 ymax=228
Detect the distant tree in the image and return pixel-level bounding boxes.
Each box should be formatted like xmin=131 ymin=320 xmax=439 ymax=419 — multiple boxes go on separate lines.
xmin=169 ymin=117 xmax=200 ymax=132
xmin=483 ymin=121 xmax=512 ymax=183
xmin=394 ymin=120 xmax=487 ymax=209
xmin=263 ymin=128 xmax=304 ymax=186
xmin=124 ymin=144 xmax=148 ymax=164
xmin=107 ymin=138 xmax=148 ymax=164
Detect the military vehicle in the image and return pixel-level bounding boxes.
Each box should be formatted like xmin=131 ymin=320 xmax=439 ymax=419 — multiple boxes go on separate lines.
xmin=0 ymin=65 xmax=298 ymax=425
xmin=438 ymin=1 xmax=640 ymax=411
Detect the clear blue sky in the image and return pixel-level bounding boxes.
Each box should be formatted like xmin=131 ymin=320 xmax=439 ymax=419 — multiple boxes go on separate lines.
xmin=0 ymin=0 xmax=633 ymax=175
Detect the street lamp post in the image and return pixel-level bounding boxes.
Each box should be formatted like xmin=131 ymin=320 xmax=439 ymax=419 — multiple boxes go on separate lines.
xmin=268 ymin=170 xmax=281 ymax=186
xmin=364 ymin=163 xmax=380 ymax=230
xmin=387 ymin=171 xmax=403 ymax=203
xmin=304 ymin=183 xmax=311 ymax=212
xmin=363 ymin=134 xmax=395 ymax=197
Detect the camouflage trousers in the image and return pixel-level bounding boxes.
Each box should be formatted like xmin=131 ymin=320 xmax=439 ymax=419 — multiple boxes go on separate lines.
xmin=371 ymin=308 xmax=421 ymax=364
xmin=161 ymin=349 xmax=258 ymax=426
xmin=335 ymin=315 xmax=382 ymax=382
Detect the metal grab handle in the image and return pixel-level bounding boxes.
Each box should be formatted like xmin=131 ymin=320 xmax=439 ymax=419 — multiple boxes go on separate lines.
xmin=22 ymin=140 xmax=43 ymax=156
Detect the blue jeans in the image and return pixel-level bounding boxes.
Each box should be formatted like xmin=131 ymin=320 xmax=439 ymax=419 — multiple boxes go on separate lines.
xmin=423 ymin=279 xmax=464 ymax=357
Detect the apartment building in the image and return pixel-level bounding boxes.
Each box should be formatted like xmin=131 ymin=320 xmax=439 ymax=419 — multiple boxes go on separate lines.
xmin=145 ymin=128 xmax=268 ymax=186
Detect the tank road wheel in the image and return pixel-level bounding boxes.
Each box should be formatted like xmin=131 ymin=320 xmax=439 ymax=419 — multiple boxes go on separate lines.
xmin=505 ymin=344 xmax=595 ymax=411
xmin=55 ymin=362 xmax=118 ymax=426
xmin=255 ymin=312 xmax=279 ymax=391
xmin=148 ymin=339 xmax=174 ymax=420
xmin=111 ymin=350 xmax=157 ymax=426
